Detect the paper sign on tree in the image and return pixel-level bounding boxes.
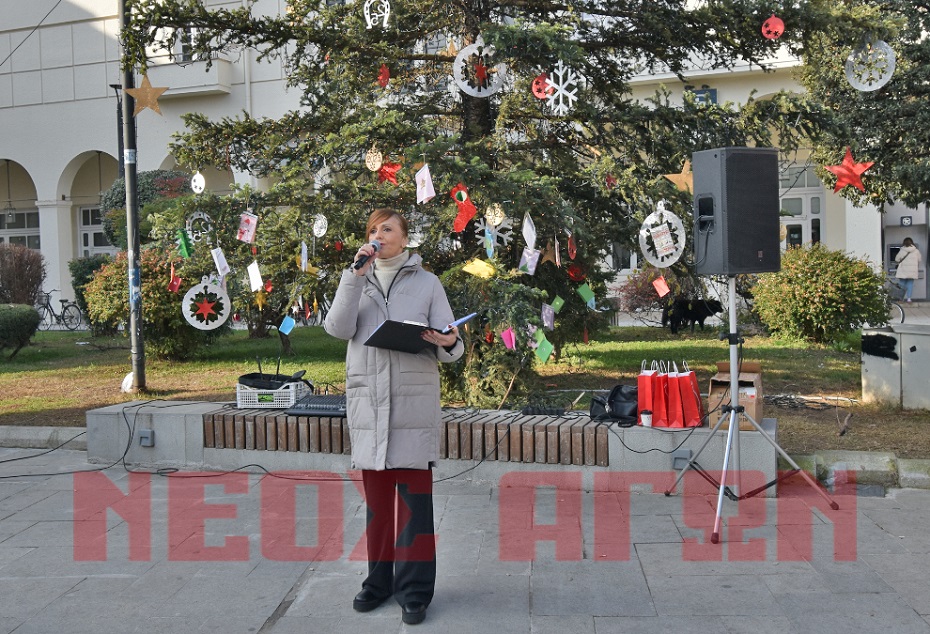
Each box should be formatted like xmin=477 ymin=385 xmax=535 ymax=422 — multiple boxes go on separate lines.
xmin=519 ymin=247 xmax=540 ymax=274
xmin=237 ymin=211 xmax=258 ymax=243
xmin=542 ymin=303 xmax=555 ymax=330
xmin=416 ymin=164 xmax=435 ymax=204
xmin=522 ymin=212 xmax=537 ymax=250
xmin=501 ymin=327 xmax=516 ymax=350
xmin=247 ymin=260 xmax=263 ymax=292
xmin=211 ymin=247 xmax=231 ymax=278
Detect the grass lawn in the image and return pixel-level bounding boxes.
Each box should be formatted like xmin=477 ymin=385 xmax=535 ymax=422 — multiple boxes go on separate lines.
xmin=2 ymin=326 xmax=929 ymax=458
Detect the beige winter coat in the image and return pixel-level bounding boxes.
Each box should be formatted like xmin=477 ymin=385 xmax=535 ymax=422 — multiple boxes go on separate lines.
xmin=324 ymin=254 xmax=463 ymax=470
xmin=895 ymin=245 xmax=921 ymax=280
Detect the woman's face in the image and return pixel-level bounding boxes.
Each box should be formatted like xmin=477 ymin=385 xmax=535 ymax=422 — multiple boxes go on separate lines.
xmin=369 ymin=215 xmax=408 ymax=259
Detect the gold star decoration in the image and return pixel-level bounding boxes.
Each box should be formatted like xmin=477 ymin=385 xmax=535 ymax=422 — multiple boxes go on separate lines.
xmin=663 ymin=160 xmax=693 ymax=193
xmin=540 ymin=240 xmax=558 ymax=266
xmin=124 ymin=75 xmax=168 ymax=116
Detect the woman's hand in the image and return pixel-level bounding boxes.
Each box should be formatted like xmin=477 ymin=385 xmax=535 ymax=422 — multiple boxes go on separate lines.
xmin=421 ymin=326 xmax=459 ymax=348
xmin=352 ymin=243 xmax=379 ymax=276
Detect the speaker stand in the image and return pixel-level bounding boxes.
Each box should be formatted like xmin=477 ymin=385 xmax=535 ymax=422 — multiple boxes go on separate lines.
xmin=664 ymin=276 xmax=839 ymax=543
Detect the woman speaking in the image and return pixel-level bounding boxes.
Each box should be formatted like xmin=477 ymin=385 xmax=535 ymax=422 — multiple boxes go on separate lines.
xmin=324 ymin=208 xmax=463 ymax=625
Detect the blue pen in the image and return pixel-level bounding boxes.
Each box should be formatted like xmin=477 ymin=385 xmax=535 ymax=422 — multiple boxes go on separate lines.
xmin=441 ymin=312 xmax=478 ymax=334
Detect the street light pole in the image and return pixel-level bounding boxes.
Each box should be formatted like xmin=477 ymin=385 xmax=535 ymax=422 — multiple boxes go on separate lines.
xmin=119 ymin=0 xmax=146 ymax=392
xmin=108 ymin=83 xmax=125 ymax=180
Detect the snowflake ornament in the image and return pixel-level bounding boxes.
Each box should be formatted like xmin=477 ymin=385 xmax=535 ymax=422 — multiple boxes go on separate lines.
xmin=545 ymin=60 xmax=580 ymax=116
xmin=364 ymin=0 xmax=390 ymax=29
xmin=474 ymin=216 xmax=514 ymax=255
xmin=845 ymin=38 xmax=895 ymax=92
xmin=182 ymin=276 xmax=231 ymax=331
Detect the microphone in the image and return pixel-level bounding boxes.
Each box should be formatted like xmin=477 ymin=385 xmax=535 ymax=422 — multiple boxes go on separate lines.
xmin=352 ymin=241 xmax=381 ymax=270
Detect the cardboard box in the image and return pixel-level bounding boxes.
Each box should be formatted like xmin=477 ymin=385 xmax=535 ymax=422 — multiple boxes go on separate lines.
xmin=707 ymin=361 xmax=762 ymax=430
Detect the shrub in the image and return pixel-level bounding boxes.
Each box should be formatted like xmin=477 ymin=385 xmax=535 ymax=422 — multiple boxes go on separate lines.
xmin=83 ymin=247 xmax=230 ymax=359
xmin=99 ymin=169 xmax=189 ymax=248
xmin=438 ymin=262 xmax=546 ymax=408
xmin=752 ymin=244 xmax=887 ymax=343
xmin=613 ymin=265 xmax=701 ymax=313
xmin=68 ymin=254 xmax=112 ymax=313
xmin=0 ymin=304 xmax=41 ymax=360
xmin=0 ymin=244 xmax=46 ymax=305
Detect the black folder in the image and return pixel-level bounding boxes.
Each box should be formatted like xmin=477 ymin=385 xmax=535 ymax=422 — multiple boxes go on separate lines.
xmin=363 ymin=320 xmax=434 ymax=354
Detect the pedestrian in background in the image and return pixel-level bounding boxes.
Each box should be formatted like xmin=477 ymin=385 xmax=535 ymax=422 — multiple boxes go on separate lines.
xmin=895 ymin=237 xmax=923 ymax=302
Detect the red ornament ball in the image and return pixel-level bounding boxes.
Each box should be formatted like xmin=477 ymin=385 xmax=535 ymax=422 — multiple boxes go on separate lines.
xmin=762 ymin=14 xmax=784 ymax=40
xmin=532 ymin=73 xmax=554 ymax=100
xmin=335 ymin=240 xmax=343 ymax=251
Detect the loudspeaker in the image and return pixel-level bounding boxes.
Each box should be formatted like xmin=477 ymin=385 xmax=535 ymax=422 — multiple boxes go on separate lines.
xmin=692 ymin=147 xmax=781 ymax=275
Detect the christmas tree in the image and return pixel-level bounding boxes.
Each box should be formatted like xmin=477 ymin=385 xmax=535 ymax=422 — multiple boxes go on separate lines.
xmin=122 ymin=0 xmax=874 ymax=385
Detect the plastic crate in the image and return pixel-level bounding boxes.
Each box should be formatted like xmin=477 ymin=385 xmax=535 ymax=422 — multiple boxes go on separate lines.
xmin=236 ymin=380 xmax=308 ymax=409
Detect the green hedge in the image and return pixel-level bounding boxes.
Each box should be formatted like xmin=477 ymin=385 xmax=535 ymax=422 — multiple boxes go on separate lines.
xmin=0 ymin=304 xmax=41 ymax=360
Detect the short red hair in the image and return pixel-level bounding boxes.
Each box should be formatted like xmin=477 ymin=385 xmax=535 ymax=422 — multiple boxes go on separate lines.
xmin=366 ymin=208 xmax=408 ymax=238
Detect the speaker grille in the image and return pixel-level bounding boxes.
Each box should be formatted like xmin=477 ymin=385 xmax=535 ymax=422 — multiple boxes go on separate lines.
xmin=724 ymin=150 xmax=780 ymax=273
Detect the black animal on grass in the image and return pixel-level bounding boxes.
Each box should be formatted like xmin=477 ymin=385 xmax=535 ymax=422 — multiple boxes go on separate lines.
xmin=661 ymin=298 xmax=723 ymax=334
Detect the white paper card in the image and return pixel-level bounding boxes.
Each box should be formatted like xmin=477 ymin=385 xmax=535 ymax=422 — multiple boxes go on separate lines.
xmin=211 ymin=247 xmax=230 ymax=277
xmin=247 ymin=260 xmax=263 ymax=292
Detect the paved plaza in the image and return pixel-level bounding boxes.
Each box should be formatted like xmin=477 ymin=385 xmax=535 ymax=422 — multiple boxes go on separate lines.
xmin=0 ymin=447 xmax=929 ymax=633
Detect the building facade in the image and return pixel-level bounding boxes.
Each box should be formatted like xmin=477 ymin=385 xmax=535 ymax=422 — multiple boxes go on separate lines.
xmin=1 ymin=1 xmax=926 ymax=304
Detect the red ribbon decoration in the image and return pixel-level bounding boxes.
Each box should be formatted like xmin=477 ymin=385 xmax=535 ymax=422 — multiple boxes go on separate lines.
xmin=450 ymin=183 xmax=478 ymax=232
xmin=167 ymin=263 xmax=181 ymax=293
xmin=378 ymin=162 xmax=401 ymax=185
xmin=568 ymin=234 xmax=578 ymax=260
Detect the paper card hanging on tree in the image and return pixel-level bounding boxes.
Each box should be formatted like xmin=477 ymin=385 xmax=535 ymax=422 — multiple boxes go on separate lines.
xmin=237 ymin=211 xmax=258 ymax=243
xmin=551 ymin=295 xmax=564 ymax=313
xmin=211 ymin=247 xmax=231 ymax=278
xmin=501 ymin=327 xmax=516 ymax=350
xmin=567 ymin=233 xmax=577 ymax=259
xmin=279 ymin=315 xmax=296 ymax=336
xmin=416 ymin=164 xmax=435 ymax=204
xmin=176 ymin=229 xmax=192 ymax=258
xmin=247 ymin=260 xmax=263 ymax=292
xmin=168 ymin=263 xmax=182 ymax=293
xmin=463 ymin=258 xmax=495 ymax=278
xmin=535 ymin=337 xmax=554 ymax=363
xmin=541 ymin=303 xmax=555 ymax=330
xmin=518 ymin=247 xmax=541 ymax=275
xmin=522 ymin=212 xmax=537 ymax=250
xmin=450 ymin=183 xmax=478 ymax=231
xmin=301 ymin=241 xmax=308 ymax=272
xmin=576 ymin=283 xmax=595 ymax=305
xmin=378 ymin=63 xmax=390 ymax=87
xmin=652 ymin=276 xmax=671 ymax=298
xmin=534 ymin=327 xmax=546 ymax=343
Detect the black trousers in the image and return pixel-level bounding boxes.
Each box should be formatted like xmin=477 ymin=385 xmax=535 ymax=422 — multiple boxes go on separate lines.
xmin=360 ymin=468 xmax=436 ymax=605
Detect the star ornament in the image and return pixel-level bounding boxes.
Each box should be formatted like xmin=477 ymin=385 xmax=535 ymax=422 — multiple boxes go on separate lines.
xmin=124 ymin=75 xmax=168 ymax=116
xmin=194 ymin=297 xmax=217 ymax=320
xmin=825 ymin=147 xmax=874 ymax=193
xmin=664 ymin=160 xmax=693 ymax=193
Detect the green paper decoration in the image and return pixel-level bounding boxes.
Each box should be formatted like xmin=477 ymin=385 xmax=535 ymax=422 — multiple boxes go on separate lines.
xmin=576 ymin=283 xmax=594 ymax=304
xmin=176 ymin=229 xmax=193 ymax=258
xmin=551 ymin=295 xmax=564 ymax=313
xmin=535 ymin=337 xmax=554 ymax=363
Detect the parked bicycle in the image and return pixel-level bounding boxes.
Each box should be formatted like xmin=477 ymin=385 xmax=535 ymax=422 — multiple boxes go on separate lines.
xmin=36 ymin=290 xmax=83 ymax=330
xmin=884 ymin=275 xmax=906 ymax=324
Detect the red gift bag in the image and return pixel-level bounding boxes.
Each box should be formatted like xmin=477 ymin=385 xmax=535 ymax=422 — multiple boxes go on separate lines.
xmin=652 ymin=362 xmax=670 ymax=427
xmin=637 ymin=361 xmax=657 ymax=425
xmin=666 ymin=362 xmax=686 ymax=428
xmin=679 ymin=361 xmax=704 ymax=427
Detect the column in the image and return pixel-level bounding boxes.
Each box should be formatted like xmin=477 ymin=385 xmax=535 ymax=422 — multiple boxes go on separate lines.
xmin=36 ymin=199 xmax=77 ymax=302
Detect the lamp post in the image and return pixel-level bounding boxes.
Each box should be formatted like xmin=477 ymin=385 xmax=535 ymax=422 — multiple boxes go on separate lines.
xmin=108 ymin=83 xmax=125 ymax=179
xmin=118 ymin=0 xmax=146 ymax=392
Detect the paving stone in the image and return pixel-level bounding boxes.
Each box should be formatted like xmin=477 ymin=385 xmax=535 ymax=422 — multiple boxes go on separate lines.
xmin=775 ymin=592 xmax=930 ymax=634
xmin=593 ymin=615 xmax=729 ymax=634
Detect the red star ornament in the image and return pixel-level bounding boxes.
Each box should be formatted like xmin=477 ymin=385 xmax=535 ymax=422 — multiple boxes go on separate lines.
xmin=474 ymin=59 xmax=488 ymax=84
xmin=450 ymin=183 xmax=478 ymax=232
xmin=825 ymin=147 xmax=874 ymax=193
xmin=194 ymin=297 xmax=217 ymax=320
xmin=378 ymin=162 xmax=401 ymax=185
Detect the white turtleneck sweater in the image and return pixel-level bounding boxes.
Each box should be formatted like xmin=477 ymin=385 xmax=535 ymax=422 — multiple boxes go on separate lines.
xmin=372 ymin=250 xmax=410 ymax=293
